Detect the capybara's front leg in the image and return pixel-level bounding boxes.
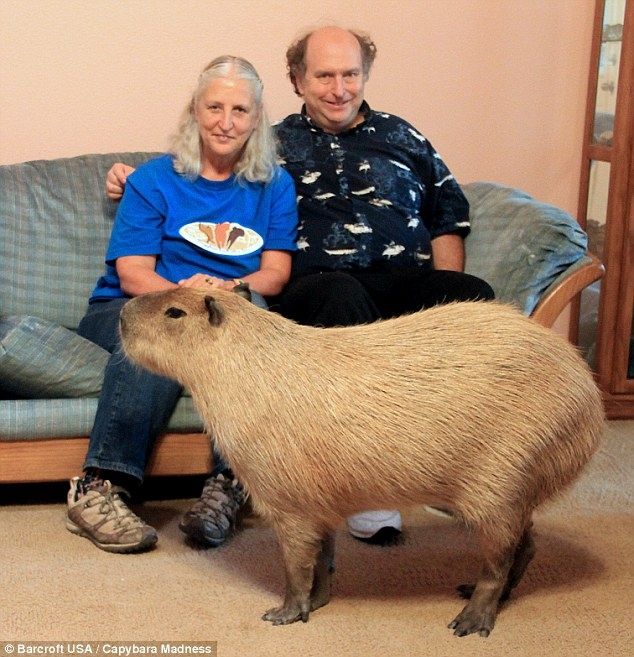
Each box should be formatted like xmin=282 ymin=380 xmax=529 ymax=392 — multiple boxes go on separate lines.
xmin=449 ymin=541 xmax=517 ymax=637
xmin=262 ymin=517 xmax=327 ymax=625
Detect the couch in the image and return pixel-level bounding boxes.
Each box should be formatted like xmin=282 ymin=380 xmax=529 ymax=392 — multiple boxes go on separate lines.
xmin=0 ymin=152 xmax=603 ymax=484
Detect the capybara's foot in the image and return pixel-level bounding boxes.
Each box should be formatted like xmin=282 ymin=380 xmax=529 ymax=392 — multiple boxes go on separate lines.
xmin=261 ymin=589 xmax=328 ymax=625
xmin=262 ymin=602 xmax=309 ymax=625
xmin=448 ymin=603 xmax=496 ymax=637
xmin=457 ymin=582 xmax=512 ymax=603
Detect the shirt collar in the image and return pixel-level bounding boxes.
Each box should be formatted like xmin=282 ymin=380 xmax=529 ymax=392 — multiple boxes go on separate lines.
xmin=300 ymin=101 xmax=373 ymax=135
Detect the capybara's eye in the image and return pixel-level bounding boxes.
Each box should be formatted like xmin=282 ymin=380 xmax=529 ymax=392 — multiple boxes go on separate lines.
xmin=165 ymin=307 xmax=187 ymax=319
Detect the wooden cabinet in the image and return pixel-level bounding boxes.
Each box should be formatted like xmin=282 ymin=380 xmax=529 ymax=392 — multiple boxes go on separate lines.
xmin=578 ymin=0 xmax=634 ymax=418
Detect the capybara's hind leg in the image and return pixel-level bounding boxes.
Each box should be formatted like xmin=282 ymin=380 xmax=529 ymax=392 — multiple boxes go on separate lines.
xmin=449 ymin=539 xmax=518 ymax=637
xmin=262 ymin=517 xmax=326 ymax=625
xmin=457 ymin=523 xmax=536 ymax=603
xmin=500 ymin=524 xmax=535 ymax=601
xmin=310 ymin=532 xmax=335 ymax=611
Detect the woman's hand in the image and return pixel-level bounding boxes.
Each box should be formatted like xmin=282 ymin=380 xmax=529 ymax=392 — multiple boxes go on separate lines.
xmin=178 ymin=274 xmax=237 ymax=291
xmin=178 ymin=251 xmax=291 ymax=296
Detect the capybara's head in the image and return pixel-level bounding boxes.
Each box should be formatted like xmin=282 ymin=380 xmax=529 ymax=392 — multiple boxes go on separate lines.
xmin=120 ymin=284 xmax=253 ymax=381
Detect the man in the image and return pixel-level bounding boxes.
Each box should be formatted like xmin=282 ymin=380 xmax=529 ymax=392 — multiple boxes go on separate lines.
xmin=105 ymin=26 xmax=494 ymax=548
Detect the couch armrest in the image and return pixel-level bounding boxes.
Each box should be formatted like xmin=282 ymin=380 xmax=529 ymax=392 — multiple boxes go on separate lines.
xmin=529 ymin=253 xmax=604 ymax=328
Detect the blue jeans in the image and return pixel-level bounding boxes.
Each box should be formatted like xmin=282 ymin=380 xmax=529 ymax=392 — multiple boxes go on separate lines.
xmin=78 ymin=291 xmax=267 ymax=484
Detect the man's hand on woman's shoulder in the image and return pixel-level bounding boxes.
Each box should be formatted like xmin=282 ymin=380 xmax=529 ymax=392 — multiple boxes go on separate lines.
xmin=106 ymin=163 xmax=136 ymax=200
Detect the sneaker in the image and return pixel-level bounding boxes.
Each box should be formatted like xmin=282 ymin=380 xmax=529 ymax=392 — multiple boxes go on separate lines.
xmin=347 ymin=509 xmax=403 ymax=546
xmin=179 ymin=471 xmax=246 ymax=547
xmin=66 ymin=476 xmax=157 ymax=553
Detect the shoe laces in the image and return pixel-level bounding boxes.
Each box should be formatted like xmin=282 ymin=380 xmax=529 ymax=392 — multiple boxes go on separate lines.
xmin=87 ymin=480 xmax=142 ymax=530
xmin=74 ymin=470 xmax=104 ymax=500
xmin=187 ymin=472 xmax=245 ymax=522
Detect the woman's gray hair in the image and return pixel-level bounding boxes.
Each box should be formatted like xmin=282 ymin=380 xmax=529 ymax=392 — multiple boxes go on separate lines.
xmin=169 ymin=55 xmax=277 ymax=183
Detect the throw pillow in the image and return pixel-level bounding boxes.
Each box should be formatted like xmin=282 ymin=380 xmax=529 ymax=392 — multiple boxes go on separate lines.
xmin=0 ymin=315 xmax=109 ymax=398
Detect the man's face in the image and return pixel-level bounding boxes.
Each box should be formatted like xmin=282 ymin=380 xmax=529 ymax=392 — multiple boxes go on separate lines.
xmin=295 ymin=28 xmax=367 ymax=134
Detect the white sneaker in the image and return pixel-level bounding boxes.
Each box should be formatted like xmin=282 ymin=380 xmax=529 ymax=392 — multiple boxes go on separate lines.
xmin=423 ymin=505 xmax=454 ymax=519
xmin=347 ymin=509 xmax=402 ymax=540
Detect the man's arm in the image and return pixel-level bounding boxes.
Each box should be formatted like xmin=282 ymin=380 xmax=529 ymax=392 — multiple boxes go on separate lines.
xmin=106 ymin=163 xmax=136 ymax=200
xmin=430 ymin=233 xmax=465 ymax=272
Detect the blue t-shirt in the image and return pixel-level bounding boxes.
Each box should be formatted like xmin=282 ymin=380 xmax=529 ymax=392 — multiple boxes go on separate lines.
xmin=91 ymin=154 xmax=298 ymax=301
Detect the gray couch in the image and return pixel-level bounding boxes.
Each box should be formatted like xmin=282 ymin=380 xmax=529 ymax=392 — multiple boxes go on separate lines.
xmin=0 ymin=152 xmax=602 ymax=484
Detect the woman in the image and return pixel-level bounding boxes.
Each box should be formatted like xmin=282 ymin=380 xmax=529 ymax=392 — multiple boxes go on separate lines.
xmin=66 ymin=56 xmax=298 ymax=554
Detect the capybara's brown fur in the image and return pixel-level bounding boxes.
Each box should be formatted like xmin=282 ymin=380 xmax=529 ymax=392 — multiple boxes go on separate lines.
xmin=120 ymin=288 xmax=603 ymax=637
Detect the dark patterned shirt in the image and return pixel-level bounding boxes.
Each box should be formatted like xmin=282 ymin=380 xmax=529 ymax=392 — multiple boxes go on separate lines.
xmin=274 ymin=102 xmax=470 ymax=278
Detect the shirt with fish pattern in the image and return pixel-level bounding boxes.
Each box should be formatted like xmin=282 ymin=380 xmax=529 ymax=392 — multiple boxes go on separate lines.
xmin=274 ymin=102 xmax=470 ymax=278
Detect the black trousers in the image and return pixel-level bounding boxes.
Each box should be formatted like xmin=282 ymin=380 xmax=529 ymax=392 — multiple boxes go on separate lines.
xmin=270 ymin=267 xmax=495 ymax=328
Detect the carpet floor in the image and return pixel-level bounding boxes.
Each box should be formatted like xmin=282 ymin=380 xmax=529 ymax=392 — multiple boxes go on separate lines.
xmin=1 ymin=421 xmax=633 ymax=657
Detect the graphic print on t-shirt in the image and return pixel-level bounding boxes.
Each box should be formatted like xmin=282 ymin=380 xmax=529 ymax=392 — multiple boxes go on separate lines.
xmin=179 ymin=221 xmax=264 ymax=256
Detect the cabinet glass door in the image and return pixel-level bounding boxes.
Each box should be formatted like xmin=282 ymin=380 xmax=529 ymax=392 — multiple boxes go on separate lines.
xmin=579 ymin=0 xmax=634 ymax=415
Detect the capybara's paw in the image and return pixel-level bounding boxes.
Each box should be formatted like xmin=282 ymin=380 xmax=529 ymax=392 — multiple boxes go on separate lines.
xmin=262 ymin=604 xmax=309 ymax=625
xmin=448 ymin=605 xmax=496 ymax=637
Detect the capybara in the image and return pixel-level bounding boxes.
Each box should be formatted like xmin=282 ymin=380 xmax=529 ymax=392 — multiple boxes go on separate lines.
xmin=119 ymin=287 xmax=603 ymax=637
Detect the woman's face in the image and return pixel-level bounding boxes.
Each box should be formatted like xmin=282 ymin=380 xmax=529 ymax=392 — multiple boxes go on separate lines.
xmin=194 ymin=75 xmax=260 ymax=171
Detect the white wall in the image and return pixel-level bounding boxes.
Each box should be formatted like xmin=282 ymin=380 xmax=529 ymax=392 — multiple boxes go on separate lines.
xmin=0 ymin=0 xmax=595 ymax=216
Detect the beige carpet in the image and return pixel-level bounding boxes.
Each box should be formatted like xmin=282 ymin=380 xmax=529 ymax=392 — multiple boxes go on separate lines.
xmin=2 ymin=421 xmax=633 ymax=657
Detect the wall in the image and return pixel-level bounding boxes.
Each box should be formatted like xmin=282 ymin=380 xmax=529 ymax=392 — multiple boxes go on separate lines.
xmin=0 ymin=0 xmax=594 ymax=217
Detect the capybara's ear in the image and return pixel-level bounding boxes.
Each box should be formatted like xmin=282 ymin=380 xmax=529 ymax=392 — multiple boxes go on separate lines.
xmin=204 ymin=295 xmax=224 ymax=327
xmin=233 ymin=282 xmax=252 ymax=302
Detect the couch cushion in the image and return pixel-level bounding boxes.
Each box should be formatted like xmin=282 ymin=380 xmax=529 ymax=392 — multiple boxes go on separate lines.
xmin=0 ymin=152 xmax=160 ymax=330
xmin=462 ymin=182 xmax=588 ymax=315
xmin=0 ymin=396 xmax=204 ymax=440
xmin=0 ymin=315 xmax=109 ymax=398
